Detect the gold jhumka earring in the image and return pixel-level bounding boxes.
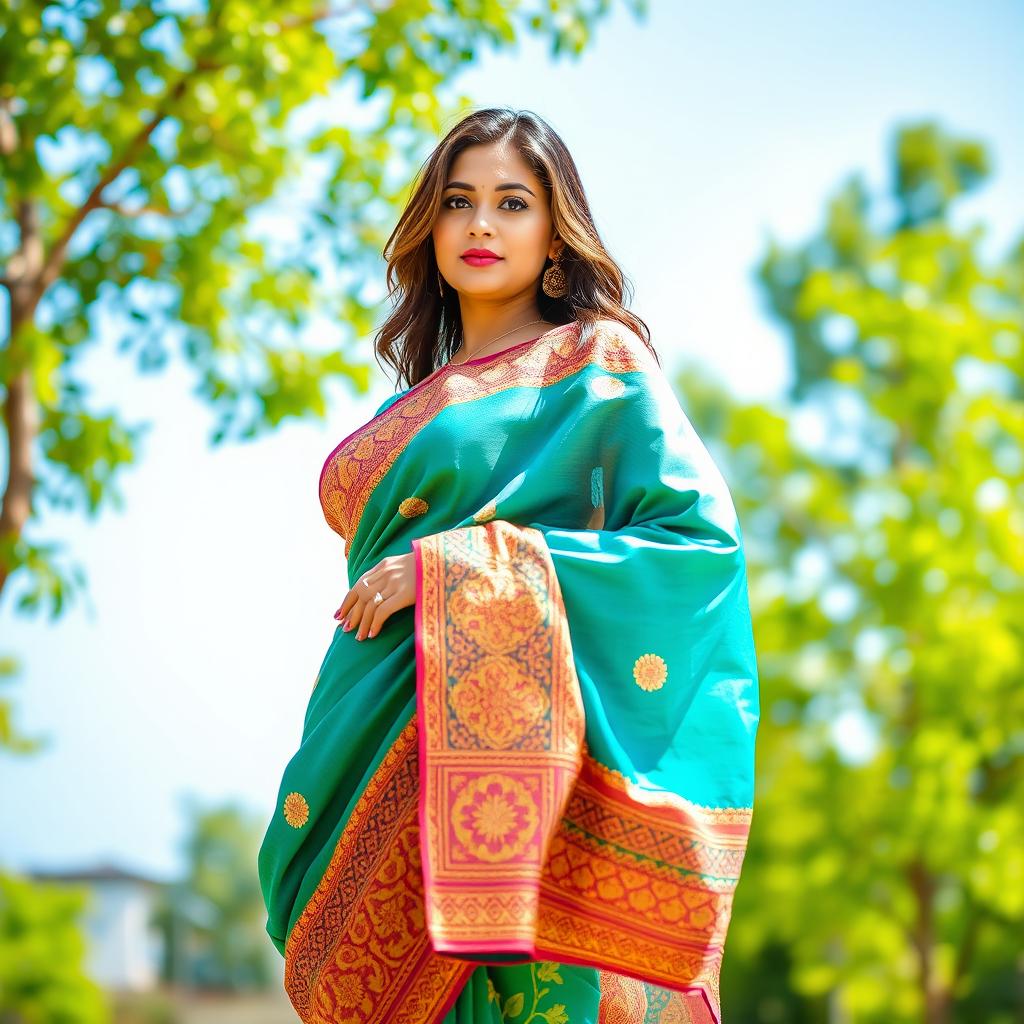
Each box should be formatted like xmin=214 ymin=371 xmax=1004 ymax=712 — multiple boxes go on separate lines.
xmin=542 ymin=250 xmax=569 ymax=298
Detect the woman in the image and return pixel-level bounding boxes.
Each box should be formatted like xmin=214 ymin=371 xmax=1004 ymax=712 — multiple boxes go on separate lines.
xmin=258 ymin=107 xmax=760 ymax=1024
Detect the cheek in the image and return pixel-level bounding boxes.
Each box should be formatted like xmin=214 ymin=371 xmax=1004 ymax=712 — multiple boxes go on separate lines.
xmin=509 ymin=216 xmax=551 ymax=249
xmin=432 ymin=219 xmax=458 ymax=257
xmin=508 ymin=225 xmax=552 ymax=265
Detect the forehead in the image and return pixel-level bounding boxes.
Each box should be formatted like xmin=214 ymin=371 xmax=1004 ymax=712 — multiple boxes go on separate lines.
xmin=447 ymin=141 xmax=539 ymax=188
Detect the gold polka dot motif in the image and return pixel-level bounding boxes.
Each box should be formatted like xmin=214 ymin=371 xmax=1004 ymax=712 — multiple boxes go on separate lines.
xmin=633 ymin=653 xmax=667 ymax=692
xmin=473 ymin=500 xmax=497 ymax=523
xmin=398 ymin=496 xmax=429 ymax=518
xmin=283 ymin=792 xmax=309 ymax=828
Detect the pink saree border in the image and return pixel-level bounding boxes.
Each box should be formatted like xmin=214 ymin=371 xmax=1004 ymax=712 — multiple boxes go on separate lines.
xmin=316 ymin=321 xmax=576 ymax=500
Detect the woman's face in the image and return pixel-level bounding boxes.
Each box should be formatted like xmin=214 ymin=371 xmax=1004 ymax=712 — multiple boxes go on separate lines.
xmin=432 ymin=140 xmax=562 ymax=300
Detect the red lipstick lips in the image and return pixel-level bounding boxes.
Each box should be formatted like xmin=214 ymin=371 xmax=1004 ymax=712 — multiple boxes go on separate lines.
xmin=461 ymin=247 xmax=503 ymax=267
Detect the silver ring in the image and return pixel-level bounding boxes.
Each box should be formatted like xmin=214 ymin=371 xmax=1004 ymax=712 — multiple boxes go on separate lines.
xmin=362 ymin=579 xmax=370 ymax=587
xmin=373 ymin=591 xmax=384 ymax=604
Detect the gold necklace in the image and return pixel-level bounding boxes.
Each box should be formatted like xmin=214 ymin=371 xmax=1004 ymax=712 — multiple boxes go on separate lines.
xmin=449 ymin=318 xmax=549 ymax=366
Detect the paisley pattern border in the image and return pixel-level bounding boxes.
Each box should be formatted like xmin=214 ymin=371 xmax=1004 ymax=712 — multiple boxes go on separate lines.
xmin=280 ymin=704 xmax=745 ymax=1024
xmin=282 ymin=711 xmax=734 ymax=1024
xmin=282 ymin=719 xmax=474 ymax=1024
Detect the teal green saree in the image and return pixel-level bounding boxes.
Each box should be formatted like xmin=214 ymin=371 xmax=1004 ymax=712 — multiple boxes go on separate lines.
xmin=258 ymin=319 xmax=760 ymax=1024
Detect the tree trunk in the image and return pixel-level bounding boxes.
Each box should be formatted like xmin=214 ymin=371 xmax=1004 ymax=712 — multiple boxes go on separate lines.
xmin=907 ymin=858 xmax=953 ymax=1024
xmin=0 ymin=201 xmax=42 ymax=601
xmin=0 ymin=94 xmax=42 ymax=601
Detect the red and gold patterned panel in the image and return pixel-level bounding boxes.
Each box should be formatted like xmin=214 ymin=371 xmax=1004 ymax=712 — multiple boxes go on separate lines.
xmin=415 ymin=521 xmax=585 ymax=938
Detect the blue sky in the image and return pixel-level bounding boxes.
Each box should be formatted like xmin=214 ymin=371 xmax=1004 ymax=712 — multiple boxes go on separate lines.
xmin=3 ymin=1 xmax=1022 ymax=881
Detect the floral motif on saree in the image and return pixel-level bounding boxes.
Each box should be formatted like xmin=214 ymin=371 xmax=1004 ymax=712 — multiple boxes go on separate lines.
xmin=260 ymin=319 xmax=760 ymax=1024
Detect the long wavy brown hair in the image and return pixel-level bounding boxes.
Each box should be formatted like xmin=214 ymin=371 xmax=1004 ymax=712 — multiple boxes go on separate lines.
xmin=374 ymin=107 xmax=656 ymax=389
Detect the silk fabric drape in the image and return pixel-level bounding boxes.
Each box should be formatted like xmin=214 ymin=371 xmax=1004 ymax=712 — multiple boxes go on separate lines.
xmin=258 ymin=318 xmax=760 ymax=1024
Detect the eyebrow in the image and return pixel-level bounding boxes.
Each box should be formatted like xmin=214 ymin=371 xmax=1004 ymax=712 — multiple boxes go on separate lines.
xmin=443 ymin=180 xmax=536 ymax=198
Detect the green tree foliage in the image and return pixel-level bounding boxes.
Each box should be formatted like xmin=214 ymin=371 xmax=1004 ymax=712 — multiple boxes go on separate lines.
xmin=0 ymin=657 xmax=48 ymax=754
xmin=689 ymin=121 xmax=1023 ymax=1024
xmin=0 ymin=871 xmax=111 ymax=1022
xmin=0 ymin=0 xmax=643 ymax=617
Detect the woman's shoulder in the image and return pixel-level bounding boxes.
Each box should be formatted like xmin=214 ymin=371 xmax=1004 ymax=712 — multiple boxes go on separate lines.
xmin=586 ymin=317 xmax=659 ymax=373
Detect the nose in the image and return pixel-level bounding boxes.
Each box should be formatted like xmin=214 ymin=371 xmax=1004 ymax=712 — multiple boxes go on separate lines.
xmin=468 ymin=209 xmax=494 ymax=237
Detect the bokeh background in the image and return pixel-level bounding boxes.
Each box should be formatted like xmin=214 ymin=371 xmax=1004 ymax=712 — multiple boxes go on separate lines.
xmin=2 ymin=1 xmax=1022 ymax=1022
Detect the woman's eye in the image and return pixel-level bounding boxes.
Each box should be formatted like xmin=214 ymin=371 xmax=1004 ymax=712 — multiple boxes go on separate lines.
xmin=443 ymin=195 xmax=528 ymax=211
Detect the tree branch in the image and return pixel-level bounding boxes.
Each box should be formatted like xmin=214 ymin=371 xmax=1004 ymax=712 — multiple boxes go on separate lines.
xmin=30 ymin=77 xmax=189 ymax=313
xmin=96 ymin=197 xmax=193 ymax=219
xmin=272 ymin=1 xmax=367 ymax=32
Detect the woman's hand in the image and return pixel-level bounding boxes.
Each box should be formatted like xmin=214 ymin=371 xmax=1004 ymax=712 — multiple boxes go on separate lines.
xmin=334 ymin=551 xmax=416 ymax=641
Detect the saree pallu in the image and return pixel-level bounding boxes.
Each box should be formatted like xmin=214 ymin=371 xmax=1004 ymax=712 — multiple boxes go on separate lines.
xmin=258 ymin=319 xmax=760 ymax=1024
